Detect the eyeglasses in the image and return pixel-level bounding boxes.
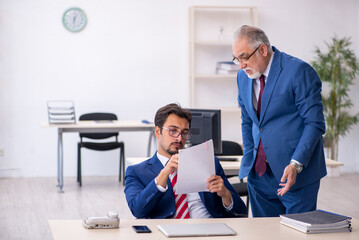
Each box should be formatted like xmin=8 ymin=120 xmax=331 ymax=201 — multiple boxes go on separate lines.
xmin=162 ymin=127 xmax=192 ymax=140
xmin=232 ymin=44 xmax=261 ymax=65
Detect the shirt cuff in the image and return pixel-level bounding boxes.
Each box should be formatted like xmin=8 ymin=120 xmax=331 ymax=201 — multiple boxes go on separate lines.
xmin=291 ymin=159 xmax=303 ymax=166
xmin=222 ymin=196 xmax=234 ymax=211
xmin=154 ymin=177 xmax=168 ymax=192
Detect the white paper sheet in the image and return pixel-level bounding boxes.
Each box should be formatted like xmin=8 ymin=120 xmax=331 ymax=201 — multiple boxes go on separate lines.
xmin=176 ymin=140 xmax=215 ymax=194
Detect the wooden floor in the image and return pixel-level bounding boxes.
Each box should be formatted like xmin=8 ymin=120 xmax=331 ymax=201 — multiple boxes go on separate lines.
xmin=1 ymin=173 xmax=358 ymax=240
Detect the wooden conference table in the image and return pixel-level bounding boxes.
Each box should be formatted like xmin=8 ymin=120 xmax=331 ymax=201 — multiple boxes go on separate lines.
xmin=41 ymin=120 xmax=155 ymax=193
xmin=49 ymin=217 xmax=358 ymax=240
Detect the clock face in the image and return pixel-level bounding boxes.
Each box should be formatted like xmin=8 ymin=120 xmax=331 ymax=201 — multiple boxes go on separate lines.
xmin=62 ymin=8 xmax=87 ymax=32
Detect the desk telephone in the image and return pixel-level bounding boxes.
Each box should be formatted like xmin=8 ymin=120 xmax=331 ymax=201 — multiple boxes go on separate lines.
xmin=82 ymin=211 xmax=119 ymax=229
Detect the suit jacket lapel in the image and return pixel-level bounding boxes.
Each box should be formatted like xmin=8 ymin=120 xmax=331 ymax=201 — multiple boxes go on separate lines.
xmin=260 ymin=47 xmax=282 ymax=124
xmin=148 ymin=153 xmax=172 ymax=188
xmin=246 ymin=78 xmax=259 ymax=125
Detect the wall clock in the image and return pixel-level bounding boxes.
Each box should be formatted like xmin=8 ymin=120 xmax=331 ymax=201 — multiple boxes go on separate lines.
xmin=62 ymin=7 xmax=87 ymax=32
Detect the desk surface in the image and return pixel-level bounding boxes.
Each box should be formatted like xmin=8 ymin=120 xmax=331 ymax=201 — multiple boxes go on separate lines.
xmin=41 ymin=120 xmax=155 ymax=132
xmin=49 ymin=217 xmax=358 ymax=240
xmin=126 ymin=157 xmax=342 ymax=176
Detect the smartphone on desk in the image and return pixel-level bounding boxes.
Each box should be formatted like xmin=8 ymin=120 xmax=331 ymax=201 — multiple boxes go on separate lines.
xmin=132 ymin=225 xmax=152 ymax=233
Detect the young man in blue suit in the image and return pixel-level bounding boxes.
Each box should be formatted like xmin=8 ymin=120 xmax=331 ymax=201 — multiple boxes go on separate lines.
xmin=125 ymin=103 xmax=246 ymax=219
xmin=232 ymin=25 xmax=326 ymax=217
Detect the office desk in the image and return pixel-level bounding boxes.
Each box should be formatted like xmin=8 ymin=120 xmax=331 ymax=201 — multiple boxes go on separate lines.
xmin=217 ymin=157 xmax=343 ymax=177
xmin=49 ymin=217 xmax=358 ymax=240
xmin=126 ymin=157 xmax=343 ymax=178
xmin=41 ymin=120 xmax=155 ymax=192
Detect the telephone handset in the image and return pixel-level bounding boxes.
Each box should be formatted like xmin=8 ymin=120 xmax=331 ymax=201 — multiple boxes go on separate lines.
xmin=82 ymin=211 xmax=120 ymax=229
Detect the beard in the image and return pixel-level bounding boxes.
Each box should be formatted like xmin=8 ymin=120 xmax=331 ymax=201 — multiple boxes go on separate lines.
xmin=166 ymin=142 xmax=183 ymax=156
xmin=243 ymin=67 xmax=261 ymax=79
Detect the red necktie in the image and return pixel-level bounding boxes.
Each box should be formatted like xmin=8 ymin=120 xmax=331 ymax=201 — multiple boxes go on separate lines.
xmin=255 ymin=75 xmax=267 ymax=177
xmin=170 ymin=171 xmax=190 ymax=219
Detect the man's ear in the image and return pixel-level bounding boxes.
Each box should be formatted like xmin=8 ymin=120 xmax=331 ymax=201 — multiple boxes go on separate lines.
xmin=261 ymin=44 xmax=268 ymax=57
xmin=155 ymin=126 xmax=161 ymax=139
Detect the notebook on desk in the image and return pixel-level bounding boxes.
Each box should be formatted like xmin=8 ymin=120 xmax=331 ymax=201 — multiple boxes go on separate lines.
xmin=157 ymin=223 xmax=236 ymax=237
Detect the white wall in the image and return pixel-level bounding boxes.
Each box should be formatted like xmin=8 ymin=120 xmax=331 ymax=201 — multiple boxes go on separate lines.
xmin=1 ymin=0 xmax=358 ymax=177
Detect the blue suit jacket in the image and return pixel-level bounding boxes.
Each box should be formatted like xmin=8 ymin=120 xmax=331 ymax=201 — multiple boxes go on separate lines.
xmin=237 ymin=47 xmax=327 ymax=190
xmin=124 ymin=153 xmax=247 ymax=219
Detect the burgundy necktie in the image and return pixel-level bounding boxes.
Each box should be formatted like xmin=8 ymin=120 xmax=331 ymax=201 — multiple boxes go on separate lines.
xmin=255 ymin=75 xmax=267 ymax=177
xmin=170 ymin=171 xmax=190 ymax=219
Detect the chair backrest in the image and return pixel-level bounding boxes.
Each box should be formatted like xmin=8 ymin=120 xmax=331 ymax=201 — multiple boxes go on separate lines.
xmin=217 ymin=140 xmax=243 ymax=156
xmin=79 ymin=112 xmax=118 ymax=140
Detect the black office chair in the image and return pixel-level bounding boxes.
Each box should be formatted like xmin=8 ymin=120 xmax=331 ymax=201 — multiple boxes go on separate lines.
xmin=217 ymin=140 xmax=249 ymax=215
xmin=77 ymin=113 xmax=125 ymax=186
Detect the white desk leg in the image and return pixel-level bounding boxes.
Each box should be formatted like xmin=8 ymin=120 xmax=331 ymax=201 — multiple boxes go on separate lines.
xmin=57 ymin=128 xmax=64 ymax=193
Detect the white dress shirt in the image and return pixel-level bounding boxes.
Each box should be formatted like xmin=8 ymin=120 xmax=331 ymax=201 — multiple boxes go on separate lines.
xmin=252 ymin=51 xmax=275 ymax=111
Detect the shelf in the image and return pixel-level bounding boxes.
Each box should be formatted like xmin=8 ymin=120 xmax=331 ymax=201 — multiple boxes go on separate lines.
xmin=191 ymin=106 xmax=241 ymax=113
xmin=192 ymin=6 xmax=256 ymax=11
xmin=194 ymin=74 xmax=237 ymax=80
xmin=219 ymin=107 xmax=241 ymax=113
xmin=192 ymin=40 xmax=232 ymax=46
xmin=189 ymin=6 xmax=256 ymax=141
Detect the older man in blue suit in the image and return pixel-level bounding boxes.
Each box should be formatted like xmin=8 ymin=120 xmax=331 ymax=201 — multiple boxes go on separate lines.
xmin=232 ymin=25 xmax=327 ymax=217
xmin=125 ymin=103 xmax=246 ymax=219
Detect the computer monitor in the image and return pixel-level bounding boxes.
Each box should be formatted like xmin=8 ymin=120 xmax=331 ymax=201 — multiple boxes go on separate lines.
xmin=187 ymin=108 xmax=222 ymax=154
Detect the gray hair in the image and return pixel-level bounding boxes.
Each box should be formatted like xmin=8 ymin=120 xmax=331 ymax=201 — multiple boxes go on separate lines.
xmin=234 ymin=25 xmax=272 ymax=54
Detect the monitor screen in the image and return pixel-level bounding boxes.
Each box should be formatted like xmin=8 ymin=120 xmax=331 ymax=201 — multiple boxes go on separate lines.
xmin=187 ymin=108 xmax=222 ymax=154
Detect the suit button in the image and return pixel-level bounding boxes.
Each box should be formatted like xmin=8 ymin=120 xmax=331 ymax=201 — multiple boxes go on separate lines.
xmin=254 ymin=148 xmax=257 ymax=151
xmin=259 ymin=128 xmax=263 ymax=132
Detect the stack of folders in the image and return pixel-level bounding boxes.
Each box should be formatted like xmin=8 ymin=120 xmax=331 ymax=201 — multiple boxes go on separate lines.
xmin=215 ymin=61 xmax=239 ymax=75
xmin=47 ymin=100 xmax=76 ymax=124
xmin=280 ymin=209 xmax=352 ymax=234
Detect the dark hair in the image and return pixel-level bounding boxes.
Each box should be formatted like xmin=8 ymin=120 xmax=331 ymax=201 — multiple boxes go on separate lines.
xmin=154 ymin=103 xmax=192 ymax=131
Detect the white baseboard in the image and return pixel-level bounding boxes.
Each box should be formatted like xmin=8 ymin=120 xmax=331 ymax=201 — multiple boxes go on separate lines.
xmin=0 ymin=168 xmax=23 ymax=178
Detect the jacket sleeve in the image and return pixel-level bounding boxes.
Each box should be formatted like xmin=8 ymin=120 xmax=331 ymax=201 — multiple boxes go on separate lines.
xmin=238 ymin=93 xmax=254 ymax=162
xmin=215 ymin=158 xmax=247 ymax=217
xmin=291 ymin=63 xmax=326 ymax=167
xmin=124 ymin=165 xmax=167 ymax=218
xmin=237 ymin=78 xmax=256 ymax=180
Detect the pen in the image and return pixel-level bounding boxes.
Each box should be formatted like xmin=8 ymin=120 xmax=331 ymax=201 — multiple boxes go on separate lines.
xmin=142 ymin=120 xmax=151 ymax=124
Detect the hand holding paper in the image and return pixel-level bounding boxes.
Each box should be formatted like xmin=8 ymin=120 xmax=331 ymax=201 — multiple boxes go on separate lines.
xmin=207 ymin=175 xmax=232 ymax=206
xmin=156 ymin=154 xmax=179 ymax=188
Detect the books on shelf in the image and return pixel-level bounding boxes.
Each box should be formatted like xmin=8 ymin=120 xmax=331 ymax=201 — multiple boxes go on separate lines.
xmin=47 ymin=101 xmax=76 ymax=124
xmin=280 ymin=209 xmax=352 ymax=234
xmin=215 ymin=61 xmax=239 ymax=75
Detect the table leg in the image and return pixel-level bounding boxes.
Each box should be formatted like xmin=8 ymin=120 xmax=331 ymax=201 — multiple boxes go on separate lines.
xmin=147 ymin=130 xmax=156 ymax=157
xmin=57 ymin=129 xmax=64 ymax=193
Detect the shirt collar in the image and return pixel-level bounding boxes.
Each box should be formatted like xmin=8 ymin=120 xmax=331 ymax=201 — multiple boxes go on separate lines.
xmin=156 ymin=151 xmax=170 ymax=167
xmin=262 ymin=51 xmax=275 ymax=79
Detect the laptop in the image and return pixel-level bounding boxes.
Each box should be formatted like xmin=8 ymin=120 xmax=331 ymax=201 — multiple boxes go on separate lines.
xmin=157 ymin=223 xmax=236 ymax=237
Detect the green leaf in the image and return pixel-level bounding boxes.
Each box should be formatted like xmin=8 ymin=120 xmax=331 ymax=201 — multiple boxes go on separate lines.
xmin=311 ymin=36 xmax=359 ymax=160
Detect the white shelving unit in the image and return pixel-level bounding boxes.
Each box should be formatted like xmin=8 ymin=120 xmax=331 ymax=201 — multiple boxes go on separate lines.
xmin=189 ymin=6 xmax=257 ymax=141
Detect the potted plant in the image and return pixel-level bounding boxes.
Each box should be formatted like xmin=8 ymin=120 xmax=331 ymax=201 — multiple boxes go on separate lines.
xmin=311 ymin=36 xmax=359 ymax=160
